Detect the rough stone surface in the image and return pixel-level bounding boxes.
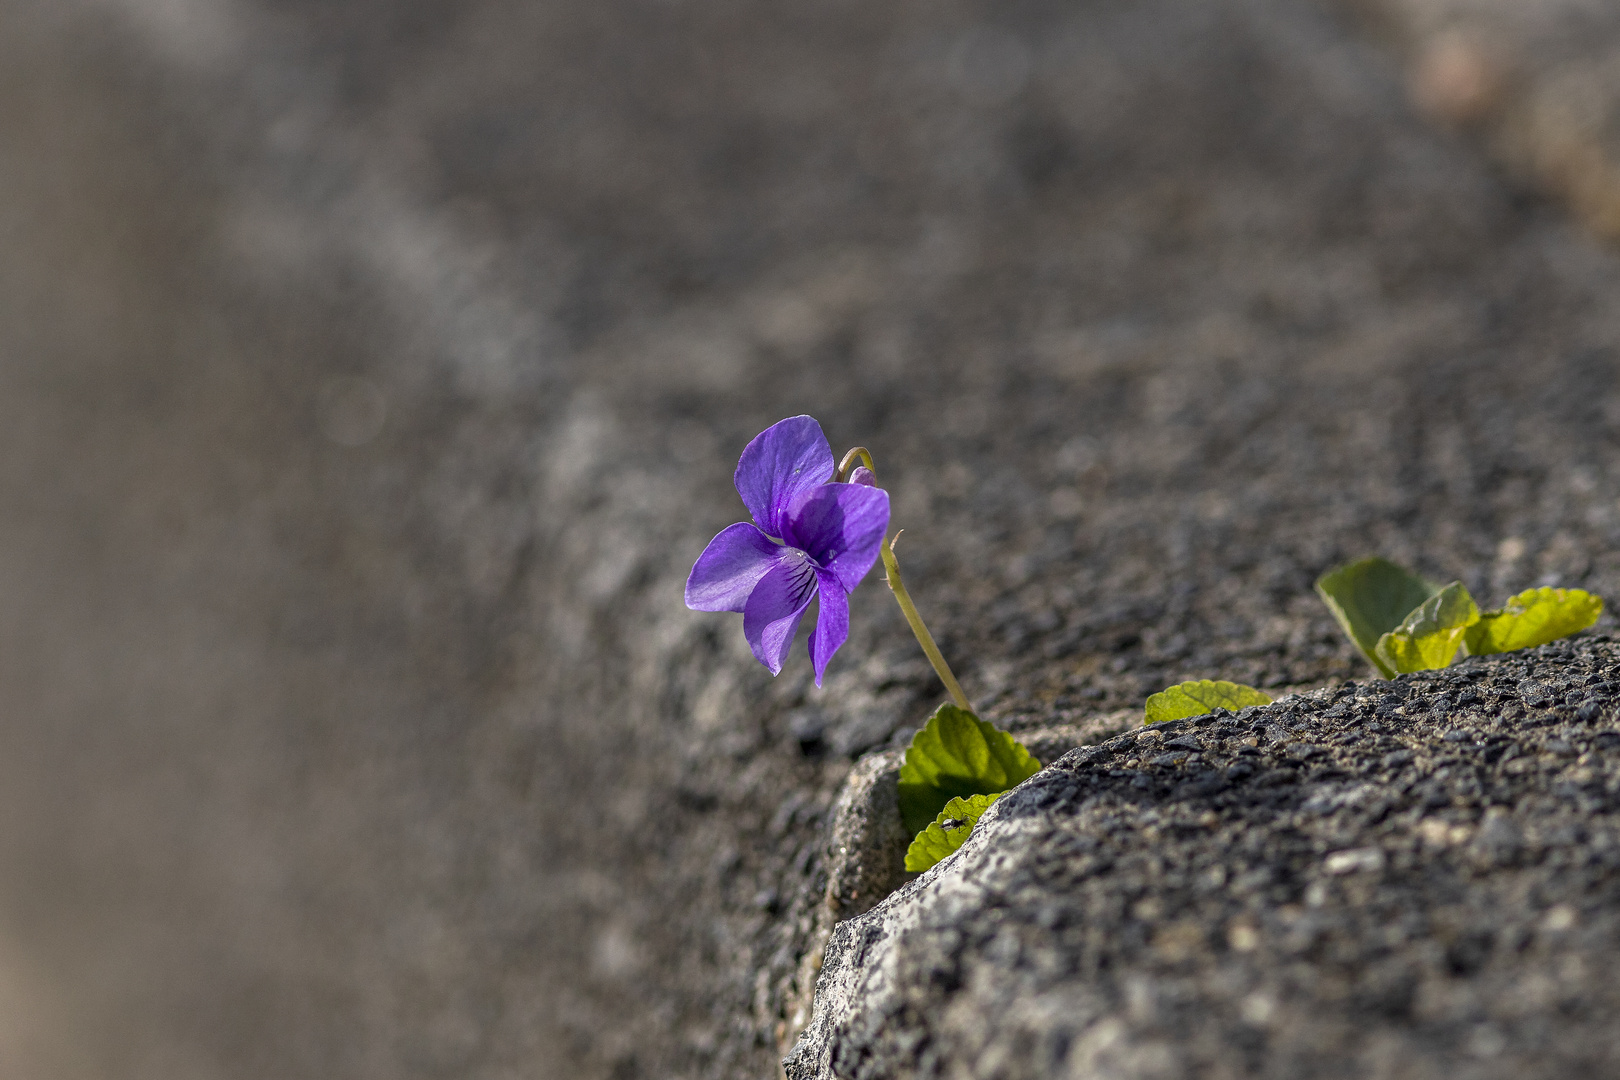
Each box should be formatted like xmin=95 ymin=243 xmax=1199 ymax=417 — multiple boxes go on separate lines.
xmin=9 ymin=0 xmax=1620 ymax=1077
xmin=791 ymin=638 xmax=1620 ymax=1079
xmin=823 ymin=713 xmax=1136 ymax=927
xmin=799 ymin=715 xmax=1134 ymax=1036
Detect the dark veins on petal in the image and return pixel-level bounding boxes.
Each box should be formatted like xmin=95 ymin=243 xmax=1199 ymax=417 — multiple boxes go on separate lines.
xmin=784 ymin=556 xmax=819 ymax=609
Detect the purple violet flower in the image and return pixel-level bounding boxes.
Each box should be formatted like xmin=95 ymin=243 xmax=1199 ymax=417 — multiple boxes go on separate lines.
xmin=685 ymin=416 xmax=891 ymax=685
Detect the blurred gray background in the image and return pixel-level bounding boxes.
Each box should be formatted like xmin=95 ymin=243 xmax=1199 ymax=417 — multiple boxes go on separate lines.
xmin=7 ymin=0 xmax=1620 ymax=1077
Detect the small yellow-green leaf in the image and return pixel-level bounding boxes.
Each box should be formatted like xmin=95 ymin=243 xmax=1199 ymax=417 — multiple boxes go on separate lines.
xmin=1464 ymin=587 xmax=1604 ymax=656
xmin=1373 ymin=581 xmax=1479 ymax=674
xmin=1316 ymin=557 xmax=1442 ymax=678
xmin=897 ymin=704 xmax=1041 ymax=835
xmin=1144 ymin=680 xmax=1273 ymax=725
xmin=904 ymin=793 xmax=1003 ymax=872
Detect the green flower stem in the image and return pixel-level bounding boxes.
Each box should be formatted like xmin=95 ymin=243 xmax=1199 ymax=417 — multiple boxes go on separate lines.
xmin=838 ymin=447 xmax=974 ymax=713
xmin=881 ymin=538 xmax=973 ymax=712
xmin=835 ymin=446 xmax=877 ymax=483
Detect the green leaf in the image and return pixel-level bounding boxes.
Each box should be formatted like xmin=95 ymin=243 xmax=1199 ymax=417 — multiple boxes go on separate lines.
xmin=1464 ymin=587 xmax=1604 ymax=656
xmin=1144 ymin=680 xmax=1273 ymax=725
xmin=904 ymin=793 xmax=1003 ymax=872
xmin=897 ymin=704 xmax=1041 ymax=835
xmin=1316 ymin=557 xmax=1442 ymax=678
xmin=1373 ymin=581 xmax=1479 ymax=674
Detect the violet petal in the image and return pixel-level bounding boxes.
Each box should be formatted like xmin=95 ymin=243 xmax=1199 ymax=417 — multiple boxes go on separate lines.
xmin=742 ymin=557 xmax=819 ymax=674
xmin=808 ymin=569 xmax=849 ymax=686
xmin=847 ymin=465 xmax=878 ymax=487
xmin=685 ymin=522 xmax=787 ymax=612
xmin=782 ymin=483 xmax=890 ymax=595
xmin=733 ymin=416 xmax=835 ymax=538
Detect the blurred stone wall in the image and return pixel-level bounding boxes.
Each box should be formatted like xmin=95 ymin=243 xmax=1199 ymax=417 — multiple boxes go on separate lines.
xmin=4 ymin=1 xmax=1620 ymax=1078
xmin=1367 ymin=0 xmax=1620 ymax=237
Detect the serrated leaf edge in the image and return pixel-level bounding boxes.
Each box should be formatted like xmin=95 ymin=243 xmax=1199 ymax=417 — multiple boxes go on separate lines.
xmin=1144 ymin=679 xmax=1273 ymax=725
xmin=1372 ymin=581 xmax=1479 ymax=674
xmin=1314 ymin=558 xmax=1442 ymax=680
xmin=897 ymin=704 xmax=1040 ymax=835
xmin=1464 ymin=587 xmax=1604 ymax=656
xmin=904 ymin=792 xmax=1003 ymax=873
